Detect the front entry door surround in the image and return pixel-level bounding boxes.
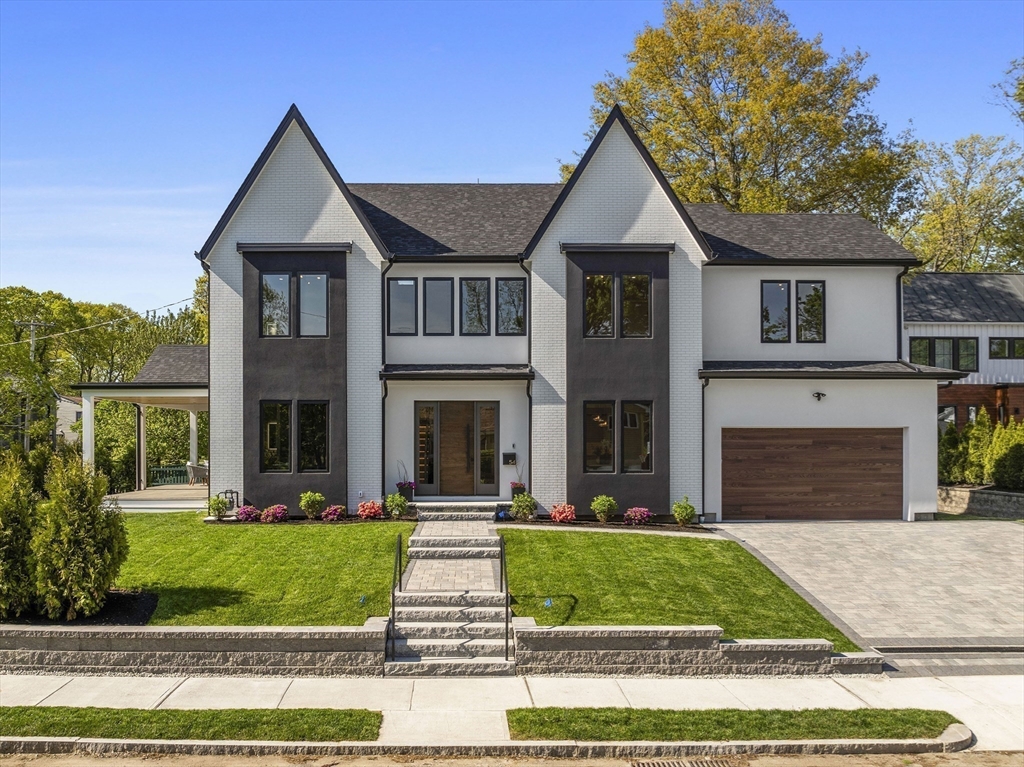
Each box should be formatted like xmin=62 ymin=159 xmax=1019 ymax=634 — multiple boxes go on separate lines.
xmin=416 ymin=401 xmax=499 ymax=496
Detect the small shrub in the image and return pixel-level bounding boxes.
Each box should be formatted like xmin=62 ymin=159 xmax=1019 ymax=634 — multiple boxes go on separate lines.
xmin=623 ymin=506 xmax=652 ymax=525
xmin=357 ymin=500 xmax=384 ymax=520
xmin=299 ymin=491 xmax=326 ymax=520
xmin=510 ymin=492 xmax=537 ymax=521
xmin=672 ymin=496 xmax=696 ymax=526
xmin=236 ymin=505 xmax=260 ymax=522
xmin=591 ymin=495 xmax=618 ymax=524
xmin=260 ymin=505 xmax=289 ymax=523
xmin=992 ymin=442 xmax=1024 ymax=492
xmin=964 ymin=406 xmax=992 ymax=484
xmin=321 ymin=505 xmax=346 ymax=522
xmin=32 ymin=455 xmax=129 ymax=621
xmin=549 ymin=503 xmax=575 ymax=523
xmin=0 ymin=454 xmax=35 ymax=620
xmin=385 ymin=492 xmax=408 ymax=519
xmin=206 ymin=495 xmax=230 ymax=520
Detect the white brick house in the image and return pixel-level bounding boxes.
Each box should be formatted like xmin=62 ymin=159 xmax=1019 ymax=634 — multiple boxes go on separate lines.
xmin=186 ymin=104 xmax=963 ymax=522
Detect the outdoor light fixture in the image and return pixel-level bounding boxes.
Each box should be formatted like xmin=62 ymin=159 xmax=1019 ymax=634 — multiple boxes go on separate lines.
xmin=812 ymin=391 xmax=826 ymax=401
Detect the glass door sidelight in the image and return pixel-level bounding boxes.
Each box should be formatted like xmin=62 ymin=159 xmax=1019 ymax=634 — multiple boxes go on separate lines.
xmin=415 ymin=401 xmax=499 ymax=497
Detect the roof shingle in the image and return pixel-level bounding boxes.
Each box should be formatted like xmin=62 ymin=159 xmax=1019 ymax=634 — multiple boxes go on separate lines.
xmin=133 ymin=345 xmax=208 ymax=385
xmin=903 ymin=272 xmax=1024 ymax=323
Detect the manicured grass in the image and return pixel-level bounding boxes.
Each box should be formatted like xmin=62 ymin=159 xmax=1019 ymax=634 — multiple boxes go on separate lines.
xmin=118 ymin=513 xmax=414 ymax=625
xmin=0 ymin=706 xmax=381 ymax=741
xmin=505 ymin=708 xmax=958 ymax=741
xmin=501 ymin=530 xmax=859 ymax=651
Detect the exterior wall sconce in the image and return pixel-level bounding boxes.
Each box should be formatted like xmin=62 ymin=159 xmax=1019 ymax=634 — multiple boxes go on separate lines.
xmin=812 ymin=392 xmax=826 ymax=401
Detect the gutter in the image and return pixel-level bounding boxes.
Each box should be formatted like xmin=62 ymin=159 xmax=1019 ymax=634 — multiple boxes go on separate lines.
xmin=896 ymin=265 xmax=910 ymax=360
xmin=701 ymin=377 xmax=709 ymax=522
xmin=381 ymin=255 xmax=395 ymax=500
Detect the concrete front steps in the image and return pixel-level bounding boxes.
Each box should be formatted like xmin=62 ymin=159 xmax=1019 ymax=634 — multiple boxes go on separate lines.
xmin=411 ymin=502 xmax=498 ymax=522
xmin=407 ymin=534 xmax=501 ymax=559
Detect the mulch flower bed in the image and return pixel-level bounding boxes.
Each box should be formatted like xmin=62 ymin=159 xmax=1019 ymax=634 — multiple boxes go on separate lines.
xmin=2 ymin=589 xmax=158 ymax=626
xmin=495 ymin=516 xmax=712 ymax=532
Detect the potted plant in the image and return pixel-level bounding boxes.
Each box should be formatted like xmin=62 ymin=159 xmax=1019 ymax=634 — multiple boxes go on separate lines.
xmin=396 ymin=480 xmax=415 ymax=502
xmin=510 ymin=481 xmax=526 ymax=497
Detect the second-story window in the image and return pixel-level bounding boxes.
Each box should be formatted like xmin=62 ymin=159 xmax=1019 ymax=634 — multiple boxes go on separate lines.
xmin=585 ymin=273 xmax=614 ymax=337
xmin=496 ymin=278 xmax=526 ymax=335
xmin=261 ymin=274 xmax=291 ymax=337
xmin=388 ymin=278 xmax=418 ymax=335
xmin=621 ymin=274 xmax=651 ymax=337
xmin=423 ymin=278 xmax=454 ymax=335
xmin=796 ymin=281 xmax=825 ymax=343
xmin=460 ymin=278 xmax=490 ymax=335
xmin=761 ymin=281 xmax=790 ymax=342
xmin=910 ymin=337 xmax=978 ymax=372
xmin=990 ymin=338 xmax=1024 ymax=359
xmin=298 ymin=273 xmax=328 ymax=337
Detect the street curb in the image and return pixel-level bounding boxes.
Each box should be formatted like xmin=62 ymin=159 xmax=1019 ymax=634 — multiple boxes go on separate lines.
xmin=0 ymin=724 xmax=973 ymax=757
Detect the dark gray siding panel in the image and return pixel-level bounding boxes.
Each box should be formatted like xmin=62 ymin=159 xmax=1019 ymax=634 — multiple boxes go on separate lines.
xmin=565 ymin=253 xmax=670 ymax=516
xmin=242 ymin=253 xmax=347 ymax=513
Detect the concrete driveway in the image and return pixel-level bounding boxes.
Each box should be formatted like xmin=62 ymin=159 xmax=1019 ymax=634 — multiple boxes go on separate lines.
xmin=717 ymin=521 xmax=1024 ymax=650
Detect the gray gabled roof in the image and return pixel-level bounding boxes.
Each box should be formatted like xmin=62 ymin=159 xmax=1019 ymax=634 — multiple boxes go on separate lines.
xmin=688 ymin=204 xmax=917 ymax=265
xmin=903 ymin=272 xmax=1024 ymax=323
xmin=349 ymin=184 xmax=562 ymax=257
xmin=132 ymin=345 xmax=209 ymax=385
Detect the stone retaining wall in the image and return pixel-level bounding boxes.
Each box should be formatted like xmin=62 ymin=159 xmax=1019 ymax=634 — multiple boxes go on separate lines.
xmin=937 ymin=486 xmax=1024 ymax=519
xmin=512 ymin=619 xmax=882 ymax=676
xmin=0 ymin=618 xmax=388 ymax=677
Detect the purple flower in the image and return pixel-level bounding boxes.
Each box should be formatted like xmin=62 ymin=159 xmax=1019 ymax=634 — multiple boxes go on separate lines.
xmin=623 ymin=507 xmax=652 ymax=526
xmin=260 ymin=504 xmax=289 ymax=523
xmin=321 ymin=505 xmax=346 ymax=522
xmin=236 ymin=505 xmax=260 ymax=523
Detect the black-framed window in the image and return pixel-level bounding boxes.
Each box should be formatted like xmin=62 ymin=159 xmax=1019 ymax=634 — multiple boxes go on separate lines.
xmin=621 ymin=401 xmax=652 ymax=473
xmin=796 ymin=281 xmax=825 ymax=343
xmin=990 ymin=337 xmax=1024 ymax=359
xmin=910 ymin=337 xmax=978 ymax=372
xmin=388 ymin=277 xmax=418 ymax=335
xmin=621 ymin=274 xmax=651 ymax=338
xmin=298 ymin=273 xmax=328 ymax=337
xmin=423 ymin=278 xmax=454 ymax=336
xmin=261 ymin=273 xmax=291 ymax=337
xmin=761 ymin=281 xmax=790 ymax=343
xmin=298 ymin=401 xmax=328 ymax=472
xmin=584 ymin=273 xmax=614 ymax=337
xmin=260 ymin=401 xmax=291 ymax=472
xmin=496 ymin=278 xmax=526 ymax=336
xmin=584 ymin=401 xmax=615 ymax=473
xmin=938 ymin=405 xmax=956 ymax=432
xmin=460 ymin=278 xmax=490 ymax=335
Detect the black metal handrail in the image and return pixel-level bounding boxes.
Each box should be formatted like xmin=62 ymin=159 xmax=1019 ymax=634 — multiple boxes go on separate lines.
xmin=500 ymin=535 xmax=510 ymax=661
xmin=389 ymin=532 xmax=402 ymax=663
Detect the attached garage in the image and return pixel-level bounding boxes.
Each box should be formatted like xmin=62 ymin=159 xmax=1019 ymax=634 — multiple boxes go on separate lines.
xmin=721 ymin=428 xmax=904 ymax=521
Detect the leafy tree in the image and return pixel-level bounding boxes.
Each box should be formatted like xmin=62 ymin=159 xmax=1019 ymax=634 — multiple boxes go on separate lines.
xmin=937 ymin=424 xmax=962 ymax=485
xmin=570 ymin=0 xmax=919 ymax=231
xmin=0 ymin=453 xmax=36 ymax=619
xmin=993 ymin=58 xmax=1024 ymax=126
xmin=963 ymin=406 xmax=992 ymax=485
xmin=906 ymin=135 xmax=1024 ymax=272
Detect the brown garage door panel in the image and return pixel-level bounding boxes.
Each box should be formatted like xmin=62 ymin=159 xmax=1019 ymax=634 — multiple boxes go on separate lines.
xmin=722 ymin=428 xmax=903 ymax=521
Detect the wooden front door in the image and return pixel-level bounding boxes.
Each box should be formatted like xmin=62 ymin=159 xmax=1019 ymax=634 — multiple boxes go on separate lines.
xmin=721 ymin=428 xmax=903 ymax=520
xmin=416 ymin=401 xmax=499 ymax=496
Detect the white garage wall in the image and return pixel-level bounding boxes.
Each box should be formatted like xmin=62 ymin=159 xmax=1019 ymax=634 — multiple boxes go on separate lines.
xmin=704 ymin=378 xmax=938 ymax=521
xmin=383 ymin=380 xmax=531 ymax=501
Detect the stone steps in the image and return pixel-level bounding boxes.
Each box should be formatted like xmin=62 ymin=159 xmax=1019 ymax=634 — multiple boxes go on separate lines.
xmin=392 ymin=637 xmax=511 ymax=659
xmin=394 ymin=621 xmax=508 ymax=640
xmin=395 ymin=605 xmax=506 ymax=622
xmin=410 ymin=535 xmax=499 ymax=548
xmin=407 ymin=546 xmax=500 ymax=559
xmin=394 ymin=590 xmax=506 ymax=608
xmin=383 ymin=657 xmax=516 ymax=677
xmin=416 ymin=510 xmax=496 ymax=522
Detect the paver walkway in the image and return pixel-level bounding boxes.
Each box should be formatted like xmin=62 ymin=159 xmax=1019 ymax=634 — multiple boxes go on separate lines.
xmin=718 ymin=521 xmax=1024 ymax=647
xmin=2 ymin=673 xmax=1021 ymax=751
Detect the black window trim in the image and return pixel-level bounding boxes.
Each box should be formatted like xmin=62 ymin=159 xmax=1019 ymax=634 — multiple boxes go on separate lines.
xmin=583 ymin=272 xmax=615 ymax=339
xmin=989 ymin=336 xmax=1024 ymax=360
xmin=620 ymin=273 xmax=653 ymax=339
xmin=760 ymin=279 xmax=791 ymax=344
xmin=422 ymin=277 xmax=455 ymax=337
xmin=495 ymin=277 xmax=528 ymax=337
xmin=459 ymin=277 xmax=491 ymax=336
xmin=909 ymin=336 xmax=979 ymax=372
xmin=938 ymin=403 xmax=957 ymax=430
xmin=583 ymin=400 xmax=616 ymax=474
xmin=620 ymin=400 xmax=653 ymax=474
xmin=794 ymin=280 xmax=826 ymax=344
xmin=259 ymin=399 xmax=292 ymax=474
xmin=387 ymin=276 xmax=419 ymax=336
xmin=297 ymin=272 xmax=329 ymax=338
xmin=259 ymin=272 xmax=293 ymax=339
xmin=297 ymin=399 xmax=329 ymax=474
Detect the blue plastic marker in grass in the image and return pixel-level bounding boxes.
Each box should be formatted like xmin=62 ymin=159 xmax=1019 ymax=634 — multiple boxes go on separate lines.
xmin=359 ymin=596 xmax=366 ymax=604
xmin=544 ymin=598 xmax=552 ymax=608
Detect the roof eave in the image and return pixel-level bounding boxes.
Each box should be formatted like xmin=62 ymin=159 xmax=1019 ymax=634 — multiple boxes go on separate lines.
xmin=705 ymin=257 xmax=921 ymax=267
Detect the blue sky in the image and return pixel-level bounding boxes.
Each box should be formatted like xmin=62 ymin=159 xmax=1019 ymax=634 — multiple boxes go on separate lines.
xmin=1 ymin=0 xmax=1021 ymax=312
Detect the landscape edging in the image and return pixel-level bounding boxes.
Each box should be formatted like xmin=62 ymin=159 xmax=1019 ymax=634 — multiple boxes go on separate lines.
xmin=0 ymin=724 xmax=973 ymax=757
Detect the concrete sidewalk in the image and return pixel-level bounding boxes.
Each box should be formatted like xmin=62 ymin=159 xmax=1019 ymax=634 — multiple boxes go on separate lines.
xmin=2 ymin=673 xmax=1021 ymax=751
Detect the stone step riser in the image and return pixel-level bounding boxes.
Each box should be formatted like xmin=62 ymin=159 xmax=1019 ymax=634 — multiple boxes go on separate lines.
xmin=393 ymin=623 xmax=507 ymax=640
xmin=410 ymin=536 xmax=499 ymax=548
xmin=408 ymin=547 xmax=500 ymax=559
xmin=395 ymin=607 xmax=506 ymax=622
xmin=392 ymin=640 xmax=511 ymax=659
xmin=383 ymin=659 xmax=516 ymax=677
xmin=416 ymin=512 xmax=496 ymax=522
xmin=393 ymin=592 xmax=506 ymax=608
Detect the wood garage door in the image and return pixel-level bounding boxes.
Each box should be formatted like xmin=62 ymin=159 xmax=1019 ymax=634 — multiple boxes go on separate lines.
xmin=722 ymin=428 xmax=903 ymax=521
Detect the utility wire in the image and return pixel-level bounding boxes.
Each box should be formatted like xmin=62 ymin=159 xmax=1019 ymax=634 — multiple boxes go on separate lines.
xmin=0 ymin=297 xmax=195 ymax=348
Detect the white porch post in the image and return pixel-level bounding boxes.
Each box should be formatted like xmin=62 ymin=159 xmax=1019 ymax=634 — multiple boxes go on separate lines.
xmin=189 ymin=409 xmax=199 ymax=466
xmin=139 ymin=406 xmax=147 ymax=490
xmin=81 ymin=392 xmax=95 ymax=468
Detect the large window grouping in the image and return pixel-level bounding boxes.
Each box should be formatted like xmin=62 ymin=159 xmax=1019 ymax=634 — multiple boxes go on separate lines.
xmin=460 ymin=278 xmax=491 ymax=335
xmin=496 ymin=278 xmax=526 ymax=335
xmin=910 ymin=337 xmax=978 ymax=372
xmin=990 ymin=337 xmax=1024 ymax=360
xmin=584 ymin=272 xmax=652 ymax=339
xmin=260 ymin=272 xmax=331 ymax=338
xmin=259 ymin=400 xmax=331 ymax=473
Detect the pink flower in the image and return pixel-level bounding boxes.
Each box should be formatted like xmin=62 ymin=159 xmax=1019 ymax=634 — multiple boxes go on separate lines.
xmin=624 ymin=507 xmax=652 ymax=526
xmin=321 ymin=505 xmax=346 ymax=522
xmin=357 ymin=500 xmax=384 ymax=519
xmin=236 ymin=505 xmax=260 ymax=523
xmin=550 ymin=503 xmax=576 ymax=523
xmin=260 ymin=504 xmax=289 ymax=523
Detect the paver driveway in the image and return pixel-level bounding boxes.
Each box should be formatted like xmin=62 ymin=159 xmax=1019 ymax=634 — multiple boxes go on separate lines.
xmin=718 ymin=521 xmax=1024 ymax=648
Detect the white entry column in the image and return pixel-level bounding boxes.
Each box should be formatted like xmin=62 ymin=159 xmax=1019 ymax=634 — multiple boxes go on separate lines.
xmin=81 ymin=392 xmax=95 ymax=468
xmin=139 ymin=406 xmax=147 ymax=491
xmin=189 ymin=409 xmax=199 ymax=466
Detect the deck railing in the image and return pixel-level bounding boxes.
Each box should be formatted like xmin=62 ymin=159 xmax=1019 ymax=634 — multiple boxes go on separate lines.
xmin=148 ymin=464 xmax=188 ymax=486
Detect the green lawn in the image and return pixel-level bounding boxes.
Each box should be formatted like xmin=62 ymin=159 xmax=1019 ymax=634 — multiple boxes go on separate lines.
xmin=118 ymin=513 xmax=414 ymax=625
xmin=506 ymin=708 xmax=958 ymax=741
xmin=0 ymin=707 xmax=381 ymax=741
xmin=502 ymin=530 xmax=858 ymax=651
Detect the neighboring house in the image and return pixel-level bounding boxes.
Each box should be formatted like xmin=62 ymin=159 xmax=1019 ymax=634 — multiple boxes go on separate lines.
xmin=55 ymin=393 xmax=82 ymax=443
xmin=902 ymin=273 xmax=1024 ymax=431
xmin=85 ymin=104 xmax=963 ymax=521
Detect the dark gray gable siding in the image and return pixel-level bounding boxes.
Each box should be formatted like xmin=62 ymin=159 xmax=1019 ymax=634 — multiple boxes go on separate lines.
xmin=903 ymin=272 xmax=1024 ymax=323
xmin=133 ymin=345 xmax=208 ymax=385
